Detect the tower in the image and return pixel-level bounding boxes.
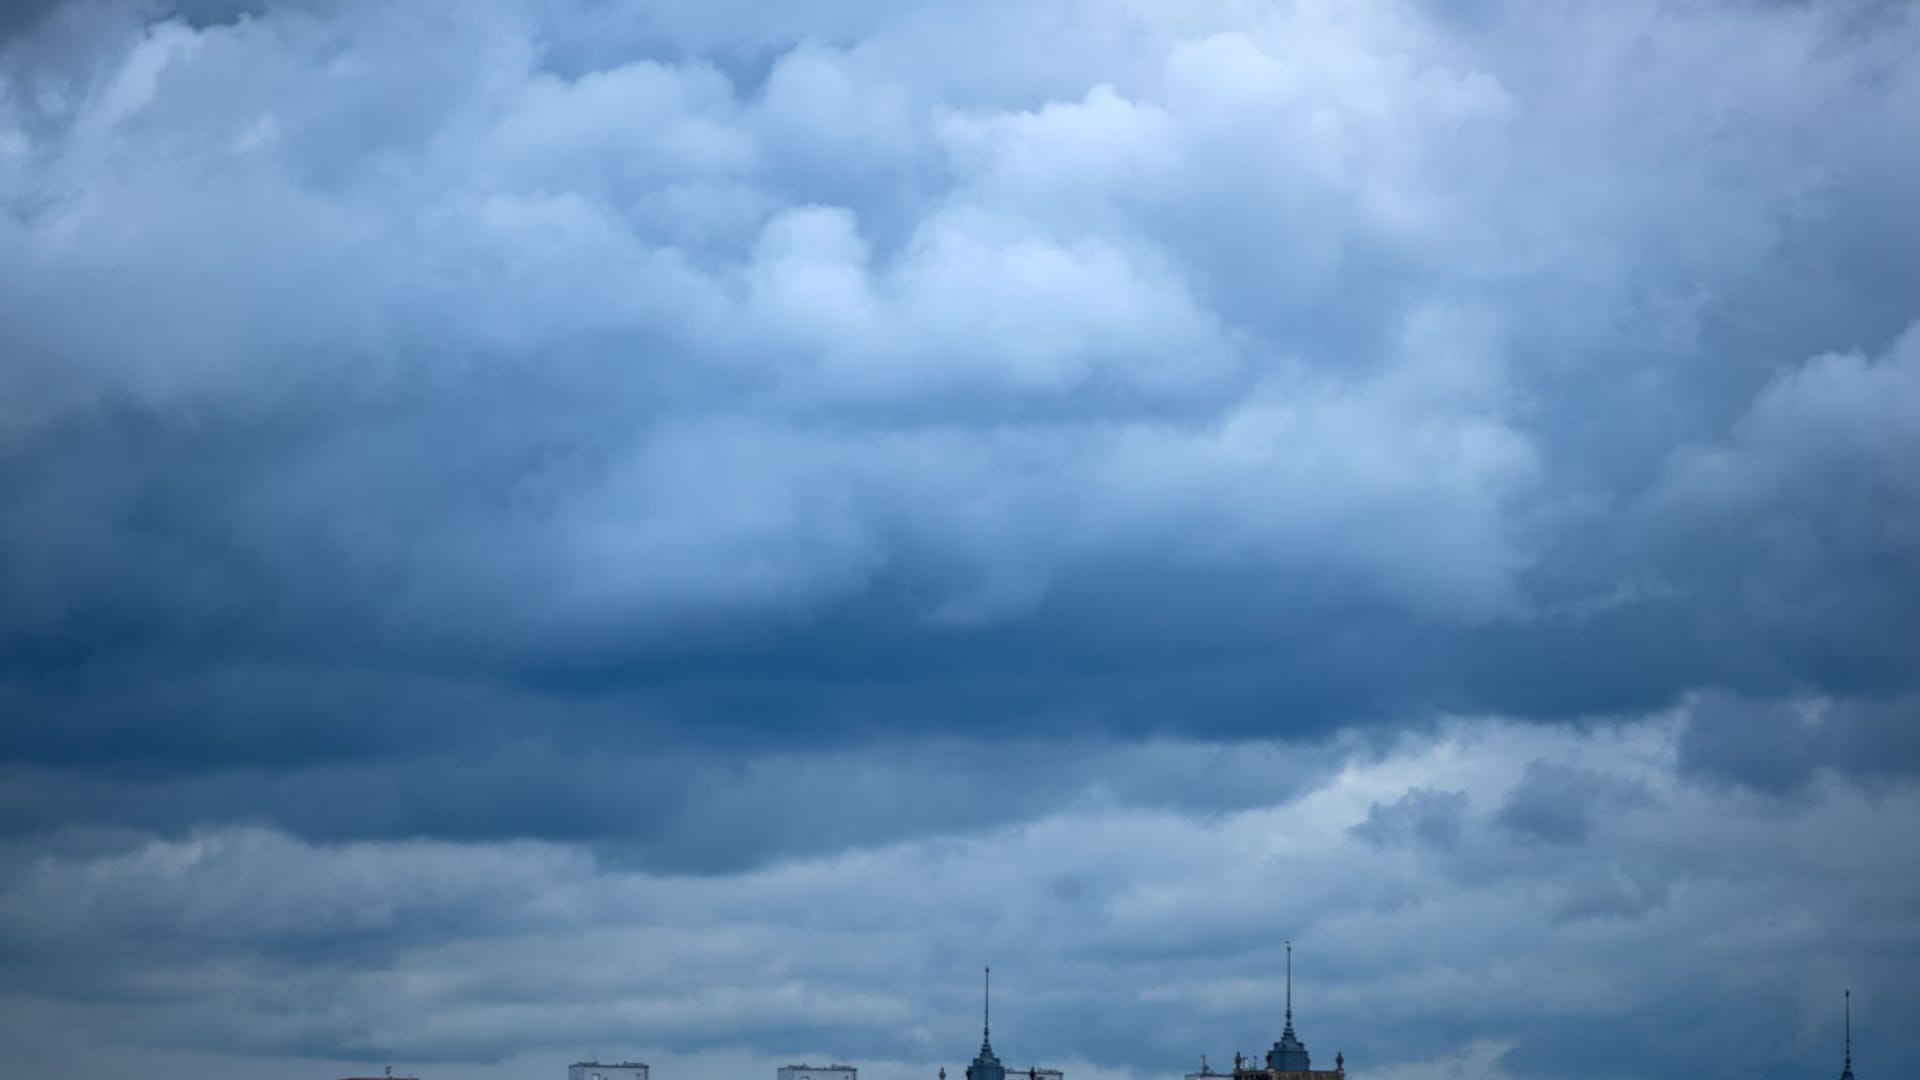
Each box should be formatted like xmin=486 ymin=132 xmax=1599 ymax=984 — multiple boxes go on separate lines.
xmin=967 ymin=968 xmax=1006 ymax=1080
xmin=1266 ymin=942 xmax=1311 ymax=1073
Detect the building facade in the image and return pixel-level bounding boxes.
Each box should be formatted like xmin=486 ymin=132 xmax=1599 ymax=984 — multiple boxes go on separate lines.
xmin=780 ymin=1063 xmax=858 ymax=1080
xmin=569 ymin=1062 xmax=649 ymax=1080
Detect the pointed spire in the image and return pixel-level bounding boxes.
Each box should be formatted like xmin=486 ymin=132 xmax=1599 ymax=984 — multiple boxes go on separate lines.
xmin=984 ymin=966 xmax=992 ymax=1046
xmin=1284 ymin=941 xmax=1294 ymax=1032
xmin=1267 ymin=940 xmax=1310 ymax=1073
xmin=1840 ymin=989 xmax=1855 ymax=1080
xmin=972 ymin=966 xmax=1002 ymax=1074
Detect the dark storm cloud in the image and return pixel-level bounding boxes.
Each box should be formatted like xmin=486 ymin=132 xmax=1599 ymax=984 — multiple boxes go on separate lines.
xmin=1677 ymin=692 xmax=1920 ymax=796
xmin=3 ymin=2 xmax=1920 ymax=1077
xmin=0 ymin=732 xmax=1357 ymax=872
xmin=0 ymin=0 xmax=1914 ymax=862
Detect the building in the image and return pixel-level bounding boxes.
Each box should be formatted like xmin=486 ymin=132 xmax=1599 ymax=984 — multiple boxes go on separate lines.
xmin=1186 ymin=943 xmax=1344 ymax=1080
xmin=943 ymin=969 xmax=1063 ymax=1080
xmin=570 ymin=1062 xmax=649 ymax=1080
xmin=780 ymin=1064 xmax=858 ymax=1080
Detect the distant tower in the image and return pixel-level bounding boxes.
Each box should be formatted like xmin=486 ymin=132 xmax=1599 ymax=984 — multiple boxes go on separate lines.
xmin=1266 ymin=942 xmax=1312 ymax=1073
xmin=1838 ymin=990 xmax=1856 ymax=1080
xmin=968 ymin=968 xmax=1006 ymax=1080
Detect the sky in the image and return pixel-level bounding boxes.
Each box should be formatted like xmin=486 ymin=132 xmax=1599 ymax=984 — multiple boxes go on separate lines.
xmin=1 ymin=0 xmax=1917 ymax=1078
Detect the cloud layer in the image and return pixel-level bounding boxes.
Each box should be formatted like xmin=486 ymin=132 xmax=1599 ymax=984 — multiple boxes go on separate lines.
xmin=3 ymin=717 xmax=1914 ymax=1080
xmin=2 ymin=1 xmax=1918 ymax=1078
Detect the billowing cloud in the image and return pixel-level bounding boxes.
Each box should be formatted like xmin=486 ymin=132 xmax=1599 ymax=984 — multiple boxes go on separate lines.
xmin=2 ymin=0 xmax=1917 ymax=1078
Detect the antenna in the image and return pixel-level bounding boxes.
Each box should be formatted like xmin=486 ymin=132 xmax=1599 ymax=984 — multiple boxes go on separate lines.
xmin=1285 ymin=940 xmax=1293 ymax=1027
xmin=1845 ymin=989 xmax=1852 ymax=1070
xmin=985 ymin=966 xmax=992 ymax=1042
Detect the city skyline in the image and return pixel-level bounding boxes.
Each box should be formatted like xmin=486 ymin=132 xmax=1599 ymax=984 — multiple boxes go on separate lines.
xmin=332 ymin=975 xmax=1870 ymax=1080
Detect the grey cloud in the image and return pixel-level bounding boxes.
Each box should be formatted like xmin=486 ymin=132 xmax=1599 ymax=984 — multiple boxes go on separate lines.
xmin=1545 ymin=859 xmax=1673 ymax=923
xmin=3 ymin=4 xmax=1920 ymax=1077
xmin=1349 ymin=787 xmax=1469 ymax=850
xmin=0 ymin=0 xmax=1913 ymax=880
xmin=0 ymin=717 xmax=1912 ymax=1079
xmin=0 ymin=731 xmax=1355 ymax=873
xmin=1636 ymin=328 xmax=1920 ymax=695
xmin=2 ymin=0 xmax=1914 ymax=738
xmin=1493 ymin=762 xmax=1649 ymax=846
xmin=0 ymin=0 xmax=61 ymax=40
xmin=1677 ymin=692 xmax=1920 ymax=796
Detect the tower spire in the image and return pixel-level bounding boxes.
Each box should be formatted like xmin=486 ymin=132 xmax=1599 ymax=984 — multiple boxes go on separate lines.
xmin=968 ymin=967 xmax=1003 ymax=1080
xmin=1285 ymin=941 xmax=1293 ymax=1029
xmin=1840 ymin=989 xmax=1854 ymax=1080
xmin=1267 ymin=940 xmax=1310 ymax=1073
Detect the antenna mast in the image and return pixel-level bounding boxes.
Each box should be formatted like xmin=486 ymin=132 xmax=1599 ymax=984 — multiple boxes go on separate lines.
xmin=1839 ymin=989 xmax=1857 ymax=1080
xmin=1286 ymin=940 xmax=1293 ymax=1027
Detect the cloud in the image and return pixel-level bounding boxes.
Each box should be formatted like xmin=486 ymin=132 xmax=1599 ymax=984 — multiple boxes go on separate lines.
xmin=1 ymin=0 xmax=1902 ymax=774
xmin=0 ymin=716 xmax=1913 ymax=1078
xmin=1676 ymin=692 xmax=1920 ymax=796
xmin=1349 ymin=787 xmax=1469 ymax=850
xmin=3 ymin=1 xmax=1920 ymax=1077
xmin=1493 ymin=761 xmax=1650 ymax=846
xmin=1643 ymin=327 xmax=1920 ymax=694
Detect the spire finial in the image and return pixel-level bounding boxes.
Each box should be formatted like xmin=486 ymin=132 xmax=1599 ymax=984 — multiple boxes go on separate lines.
xmin=1285 ymin=940 xmax=1293 ymax=1027
xmin=1839 ymin=989 xmax=1856 ymax=1080
xmin=985 ymin=966 xmax=991 ymax=1043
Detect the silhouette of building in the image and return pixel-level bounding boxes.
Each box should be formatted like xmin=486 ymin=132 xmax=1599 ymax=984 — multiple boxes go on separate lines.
xmin=1185 ymin=943 xmax=1344 ymax=1080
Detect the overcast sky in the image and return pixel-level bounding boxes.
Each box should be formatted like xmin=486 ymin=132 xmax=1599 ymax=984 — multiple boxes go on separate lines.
xmin=2 ymin=1 xmax=1917 ymax=1079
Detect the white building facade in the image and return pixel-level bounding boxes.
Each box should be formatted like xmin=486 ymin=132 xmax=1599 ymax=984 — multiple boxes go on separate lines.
xmin=779 ymin=1063 xmax=857 ymax=1080
xmin=570 ymin=1063 xmax=649 ymax=1080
